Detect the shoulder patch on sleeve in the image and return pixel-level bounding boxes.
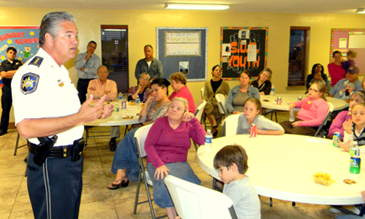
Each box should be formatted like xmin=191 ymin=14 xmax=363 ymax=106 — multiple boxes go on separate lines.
xmin=21 ymin=73 xmax=40 ymax=95
xmin=28 ymin=56 xmax=44 ymax=67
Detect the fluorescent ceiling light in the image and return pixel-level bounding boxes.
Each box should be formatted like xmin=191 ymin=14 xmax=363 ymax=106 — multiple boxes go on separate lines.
xmin=104 ymin=29 xmax=127 ymax=32
xmin=356 ymin=8 xmax=365 ymax=13
xmin=165 ymin=3 xmax=229 ymax=10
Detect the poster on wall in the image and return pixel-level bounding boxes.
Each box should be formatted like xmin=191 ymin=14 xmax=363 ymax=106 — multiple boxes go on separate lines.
xmin=330 ymin=28 xmax=365 ymax=74
xmin=157 ymin=27 xmax=208 ymax=81
xmin=220 ymin=27 xmax=268 ymax=80
xmin=0 ymin=26 xmax=40 ymax=87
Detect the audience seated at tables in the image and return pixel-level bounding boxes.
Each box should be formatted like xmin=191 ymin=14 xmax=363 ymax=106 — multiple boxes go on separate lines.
xmin=329 ymin=91 xmax=365 ymax=139
xmin=251 ymin=68 xmax=273 ymax=95
xmin=328 ymin=51 xmax=346 ymax=87
xmin=213 ymin=145 xmax=261 ymax=219
xmin=237 ymin=98 xmax=284 ymax=135
xmin=226 ymin=70 xmax=260 ymax=114
xmin=306 ymin=63 xmax=330 ymax=92
xmin=280 ymin=81 xmax=329 ymax=136
xmin=203 ymin=65 xmax=230 ymax=136
xmin=145 ymin=97 xmax=205 ymax=219
xmin=168 ymin=72 xmax=195 ymax=113
xmin=107 ymin=78 xmax=171 ymax=189
xmin=128 ymin=72 xmax=152 ymax=102
xmin=329 ymin=66 xmax=362 ymax=103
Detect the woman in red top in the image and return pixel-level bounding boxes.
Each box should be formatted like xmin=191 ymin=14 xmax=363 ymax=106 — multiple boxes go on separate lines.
xmin=328 ymin=51 xmax=345 ymax=87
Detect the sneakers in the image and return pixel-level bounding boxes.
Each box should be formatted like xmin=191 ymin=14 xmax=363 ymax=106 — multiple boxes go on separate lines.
xmin=330 ymin=206 xmax=361 ymax=215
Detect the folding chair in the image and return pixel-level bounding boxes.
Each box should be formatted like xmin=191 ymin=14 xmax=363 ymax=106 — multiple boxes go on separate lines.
xmin=193 ymin=101 xmax=207 ymax=151
xmin=133 ymin=124 xmax=165 ymax=219
xmin=314 ymin=102 xmax=334 ymax=137
xmin=14 ymin=132 xmax=27 ymax=156
xmin=164 ymin=175 xmax=238 ymax=219
xmin=215 ymin=94 xmax=228 ymax=117
xmin=222 ymin=114 xmax=241 ymax=136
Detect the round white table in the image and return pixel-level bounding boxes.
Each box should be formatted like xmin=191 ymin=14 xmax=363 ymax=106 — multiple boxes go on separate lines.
xmin=197 ymin=134 xmax=365 ymax=205
xmin=260 ymin=94 xmax=347 ymax=111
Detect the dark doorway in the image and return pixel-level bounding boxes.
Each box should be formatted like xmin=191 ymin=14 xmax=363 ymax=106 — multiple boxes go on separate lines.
xmin=101 ymin=25 xmax=129 ymax=92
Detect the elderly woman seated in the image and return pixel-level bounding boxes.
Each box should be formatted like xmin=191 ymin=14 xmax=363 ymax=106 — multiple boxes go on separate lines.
xmin=128 ymin=72 xmax=152 ymax=102
xmin=107 ymin=78 xmax=171 ymax=189
xmin=145 ymin=97 xmax=206 ymax=218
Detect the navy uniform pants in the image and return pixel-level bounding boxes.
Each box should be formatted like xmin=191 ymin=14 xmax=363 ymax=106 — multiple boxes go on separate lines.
xmin=77 ymin=79 xmax=92 ymax=104
xmin=27 ymin=152 xmax=83 ymax=219
xmin=0 ymin=84 xmax=12 ymax=132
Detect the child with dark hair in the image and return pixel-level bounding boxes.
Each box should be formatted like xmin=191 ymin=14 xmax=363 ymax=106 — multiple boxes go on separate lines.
xmin=214 ymin=145 xmax=261 ymax=219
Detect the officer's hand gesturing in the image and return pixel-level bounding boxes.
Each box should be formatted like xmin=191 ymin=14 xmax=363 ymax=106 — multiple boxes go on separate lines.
xmin=78 ymin=94 xmax=104 ymax=123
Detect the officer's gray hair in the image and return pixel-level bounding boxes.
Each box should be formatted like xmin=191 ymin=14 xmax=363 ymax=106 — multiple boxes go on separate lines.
xmin=140 ymin=72 xmax=150 ymax=80
xmin=39 ymin=11 xmax=76 ymax=47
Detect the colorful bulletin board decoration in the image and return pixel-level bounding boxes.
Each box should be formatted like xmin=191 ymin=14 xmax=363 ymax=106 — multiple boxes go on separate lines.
xmin=156 ymin=27 xmax=208 ymax=81
xmin=330 ymin=28 xmax=365 ymax=75
xmin=220 ymin=27 xmax=268 ymax=80
xmin=0 ymin=26 xmax=40 ymax=87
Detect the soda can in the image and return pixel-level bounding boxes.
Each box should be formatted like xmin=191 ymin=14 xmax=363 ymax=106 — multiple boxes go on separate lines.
xmin=276 ymin=97 xmax=282 ymax=105
xmin=250 ymin=124 xmax=257 ymax=137
xmin=332 ymin=132 xmax=341 ymax=147
xmin=350 ymin=156 xmax=361 ymax=174
xmin=298 ymin=97 xmax=302 ymax=101
xmin=121 ymin=100 xmax=127 ymax=109
xmin=350 ymin=147 xmax=360 ymax=156
xmin=114 ymin=106 xmax=119 ymax=112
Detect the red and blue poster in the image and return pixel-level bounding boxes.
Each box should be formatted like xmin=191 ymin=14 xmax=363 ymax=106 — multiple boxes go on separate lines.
xmin=0 ymin=26 xmax=39 ymax=87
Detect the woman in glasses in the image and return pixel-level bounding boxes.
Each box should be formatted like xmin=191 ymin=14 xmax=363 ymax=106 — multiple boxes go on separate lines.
xmin=280 ymin=81 xmax=329 ymax=136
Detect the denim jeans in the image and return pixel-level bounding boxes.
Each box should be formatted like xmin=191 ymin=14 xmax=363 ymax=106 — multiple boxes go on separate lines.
xmin=147 ymin=162 xmax=201 ymax=208
xmin=111 ymin=128 xmax=139 ymax=182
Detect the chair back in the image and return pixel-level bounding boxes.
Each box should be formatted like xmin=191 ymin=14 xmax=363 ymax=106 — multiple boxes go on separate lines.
xmin=164 ymin=175 xmax=238 ymax=219
xmin=314 ymin=102 xmax=334 ymax=137
xmin=201 ymin=87 xmax=205 ymax=99
xmin=223 ymin=114 xmax=241 ymax=136
xmin=134 ymin=124 xmax=153 ymax=158
xmin=216 ymin=94 xmax=228 ymax=116
xmin=194 ymin=100 xmax=207 ymax=122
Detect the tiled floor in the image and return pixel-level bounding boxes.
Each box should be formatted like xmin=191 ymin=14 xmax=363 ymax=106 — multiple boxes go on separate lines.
xmin=0 ymin=113 xmax=346 ymax=218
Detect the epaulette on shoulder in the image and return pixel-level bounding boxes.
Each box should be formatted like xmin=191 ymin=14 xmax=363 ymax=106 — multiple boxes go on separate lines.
xmin=28 ymin=56 xmax=44 ymax=68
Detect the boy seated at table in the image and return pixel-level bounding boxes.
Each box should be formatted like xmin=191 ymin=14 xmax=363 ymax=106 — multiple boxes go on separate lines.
xmin=214 ymin=145 xmax=261 ymax=219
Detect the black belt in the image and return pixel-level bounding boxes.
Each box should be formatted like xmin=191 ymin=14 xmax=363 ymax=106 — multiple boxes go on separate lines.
xmin=28 ymin=142 xmax=73 ymax=158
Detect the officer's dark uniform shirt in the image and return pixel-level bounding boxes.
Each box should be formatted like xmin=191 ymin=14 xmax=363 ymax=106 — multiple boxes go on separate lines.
xmin=0 ymin=59 xmax=23 ymax=86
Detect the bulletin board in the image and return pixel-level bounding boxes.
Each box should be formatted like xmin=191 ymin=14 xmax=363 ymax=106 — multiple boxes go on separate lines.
xmin=220 ymin=27 xmax=268 ymax=80
xmin=0 ymin=26 xmax=40 ymax=87
xmin=330 ymin=28 xmax=365 ymax=74
xmin=156 ymin=27 xmax=208 ymax=81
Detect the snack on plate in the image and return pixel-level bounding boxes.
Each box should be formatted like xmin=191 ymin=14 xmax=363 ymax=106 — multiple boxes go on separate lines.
xmin=313 ymin=172 xmax=335 ymax=186
xmin=343 ymin=179 xmax=357 ymax=184
xmin=129 ymin=102 xmax=136 ymax=105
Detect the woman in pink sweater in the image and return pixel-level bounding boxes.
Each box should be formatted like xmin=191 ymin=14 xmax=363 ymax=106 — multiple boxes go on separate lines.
xmin=145 ymin=97 xmax=205 ymax=219
xmin=280 ymin=81 xmax=329 ymax=136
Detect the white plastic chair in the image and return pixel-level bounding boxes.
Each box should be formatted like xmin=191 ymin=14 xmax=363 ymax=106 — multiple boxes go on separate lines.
xmin=193 ymin=100 xmax=207 ymax=151
xmin=133 ymin=124 xmax=165 ymax=219
xmin=164 ymin=175 xmax=238 ymax=219
xmin=314 ymin=102 xmax=334 ymax=137
xmin=222 ymin=114 xmax=241 ymax=136
xmin=200 ymin=87 xmax=205 ymax=99
xmin=194 ymin=100 xmax=206 ymax=123
xmin=216 ymin=94 xmax=228 ymax=117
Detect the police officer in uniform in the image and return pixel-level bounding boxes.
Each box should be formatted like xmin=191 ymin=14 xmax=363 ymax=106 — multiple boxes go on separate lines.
xmin=0 ymin=47 xmax=22 ymax=136
xmin=11 ymin=12 xmax=113 ymax=219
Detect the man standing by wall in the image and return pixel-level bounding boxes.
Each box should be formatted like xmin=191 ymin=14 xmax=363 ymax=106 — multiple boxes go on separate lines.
xmin=75 ymin=40 xmax=101 ymax=103
xmin=0 ymin=47 xmax=23 ymax=136
xmin=11 ymin=11 xmax=113 ymax=219
xmin=134 ymin=44 xmax=163 ymax=81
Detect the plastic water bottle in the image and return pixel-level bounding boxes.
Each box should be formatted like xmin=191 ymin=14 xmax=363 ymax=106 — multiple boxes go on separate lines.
xmin=118 ymin=92 xmax=123 ymax=101
xmin=136 ymin=95 xmax=140 ymax=107
xmin=271 ymin=85 xmax=275 ymax=96
xmin=205 ymin=129 xmax=213 ymax=153
xmin=289 ymin=109 xmax=295 ymax=122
